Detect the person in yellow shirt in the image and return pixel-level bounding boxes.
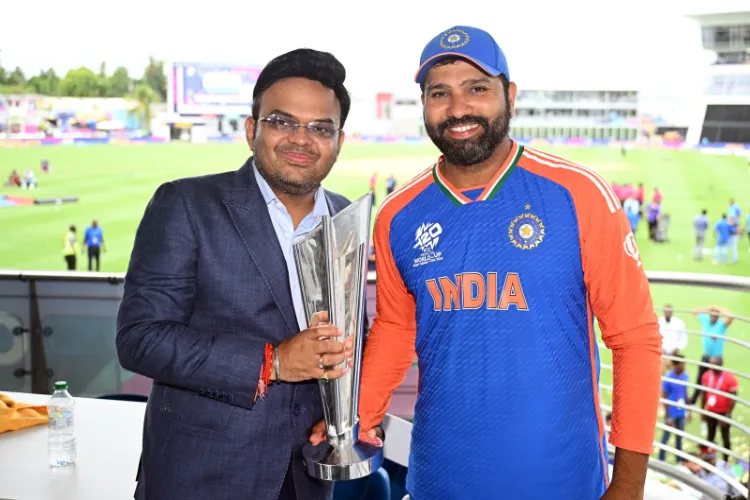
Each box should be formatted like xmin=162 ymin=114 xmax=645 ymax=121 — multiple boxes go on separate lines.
xmin=62 ymin=225 xmax=78 ymax=270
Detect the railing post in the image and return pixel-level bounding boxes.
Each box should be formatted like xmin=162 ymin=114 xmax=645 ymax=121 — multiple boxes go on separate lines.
xmin=28 ymin=279 xmax=50 ymax=394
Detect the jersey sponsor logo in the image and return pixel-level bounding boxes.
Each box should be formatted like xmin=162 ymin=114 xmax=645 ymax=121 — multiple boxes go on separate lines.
xmin=508 ymin=205 xmax=545 ymax=250
xmin=425 ymin=272 xmax=528 ymax=311
xmin=623 ymin=232 xmax=642 ymax=267
xmin=413 ymin=222 xmax=444 ymax=268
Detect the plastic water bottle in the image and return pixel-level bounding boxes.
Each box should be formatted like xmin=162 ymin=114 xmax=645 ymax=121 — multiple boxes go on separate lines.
xmin=47 ymin=381 xmax=76 ymax=467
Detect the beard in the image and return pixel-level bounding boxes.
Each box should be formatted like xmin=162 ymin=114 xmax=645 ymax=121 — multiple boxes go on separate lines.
xmin=253 ymin=137 xmax=335 ymax=196
xmin=425 ymin=104 xmax=511 ymax=167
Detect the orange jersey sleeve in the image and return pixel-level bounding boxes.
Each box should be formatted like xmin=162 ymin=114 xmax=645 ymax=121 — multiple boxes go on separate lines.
xmin=584 ymin=199 xmax=662 ymax=454
xmin=521 ymin=148 xmax=662 ymax=455
xmin=358 ymin=171 xmax=432 ymax=432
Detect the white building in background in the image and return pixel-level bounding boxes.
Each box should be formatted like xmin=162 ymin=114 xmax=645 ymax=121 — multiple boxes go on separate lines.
xmin=0 ymin=94 xmax=8 ymax=133
xmin=346 ymin=90 xmax=423 ymax=138
xmin=685 ymin=10 xmax=750 ymax=145
xmin=510 ymin=89 xmax=640 ymax=141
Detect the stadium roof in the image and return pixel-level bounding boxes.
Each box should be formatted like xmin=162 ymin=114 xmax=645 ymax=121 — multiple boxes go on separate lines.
xmin=685 ymin=10 xmax=750 ymax=25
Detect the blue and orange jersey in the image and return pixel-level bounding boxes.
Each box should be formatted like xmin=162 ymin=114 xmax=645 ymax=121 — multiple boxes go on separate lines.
xmin=358 ymin=141 xmax=662 ymax=499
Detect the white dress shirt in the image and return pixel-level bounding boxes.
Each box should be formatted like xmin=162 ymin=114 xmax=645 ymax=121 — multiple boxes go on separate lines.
xmin=253 ymin=162 xmax=329 ymax=331
xmin=658 ymin=315 xmax=688 ymax=354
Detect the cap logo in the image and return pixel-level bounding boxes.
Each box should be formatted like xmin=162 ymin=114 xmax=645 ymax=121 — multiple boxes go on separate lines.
xmin=440 ymin=29 xmax=470 ymax=49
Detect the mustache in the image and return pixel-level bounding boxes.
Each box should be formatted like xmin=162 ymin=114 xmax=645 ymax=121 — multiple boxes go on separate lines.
xmin=276 ymin=145 xmax=319 ymax=158
xmin=438 ymin=116 xmax=489 ymax=137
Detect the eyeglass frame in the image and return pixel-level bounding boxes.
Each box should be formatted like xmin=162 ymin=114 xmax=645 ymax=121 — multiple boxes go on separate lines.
xmin=257 ymin=114 xmax=342 ymax=140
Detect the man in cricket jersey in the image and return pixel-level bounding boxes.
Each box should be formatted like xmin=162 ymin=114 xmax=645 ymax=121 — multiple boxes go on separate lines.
xmin=312 ymin=25 xmax=663 ymax=500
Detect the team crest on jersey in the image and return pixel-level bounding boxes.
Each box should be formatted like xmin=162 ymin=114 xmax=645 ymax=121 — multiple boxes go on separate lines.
xmin=413 ymin=222 xmax=444 ymax=267
xmin=440 ymin=29 xmax=470 ymax=49
xmin=508 ymin=205 xmax=545 ymax=250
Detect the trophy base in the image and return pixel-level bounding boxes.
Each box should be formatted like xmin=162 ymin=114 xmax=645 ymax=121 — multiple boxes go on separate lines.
xmin=302 ymin=439 xmax=384 ymax=481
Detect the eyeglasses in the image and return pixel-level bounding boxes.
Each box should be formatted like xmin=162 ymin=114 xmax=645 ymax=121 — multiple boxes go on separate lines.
xmin=258 ymin=115 xmax=339 ymax=140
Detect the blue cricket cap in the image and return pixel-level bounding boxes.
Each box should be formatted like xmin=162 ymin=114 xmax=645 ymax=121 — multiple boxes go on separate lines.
xmin=415 ymin=26 xmax=510 ymax=87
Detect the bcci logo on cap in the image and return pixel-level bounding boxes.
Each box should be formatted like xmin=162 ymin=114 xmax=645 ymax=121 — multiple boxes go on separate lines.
xmin=509 ymin=205 xmax=545 ymax=250
xmin=440 ymin=29 xmax=470 ymax=49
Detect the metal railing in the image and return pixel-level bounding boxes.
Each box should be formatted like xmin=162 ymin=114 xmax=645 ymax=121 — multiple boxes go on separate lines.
xmin=606 ymin=443 xmax=741 ymax=500
xmin=661 ymin=353 xmax=750 ymax=382
xmin=598 ymin=271 xmax=750 ymax=499
xmin=600 ymin=364 xmax=750 ymax=410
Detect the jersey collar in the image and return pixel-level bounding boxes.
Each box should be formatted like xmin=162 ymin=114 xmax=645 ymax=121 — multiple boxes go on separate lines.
xmin=432 ymin=141 xmax=524 ymax=206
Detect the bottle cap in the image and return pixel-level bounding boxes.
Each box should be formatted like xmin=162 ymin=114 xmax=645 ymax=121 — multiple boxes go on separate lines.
xmin=54 ymin=381 xmax=68 ymax=390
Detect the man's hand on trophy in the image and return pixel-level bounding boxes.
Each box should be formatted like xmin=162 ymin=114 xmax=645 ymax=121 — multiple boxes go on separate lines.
xmin=274 ymin=311 xmax=354 ymax=382
xmin=308 ymin=420 xmax=384 ymax=448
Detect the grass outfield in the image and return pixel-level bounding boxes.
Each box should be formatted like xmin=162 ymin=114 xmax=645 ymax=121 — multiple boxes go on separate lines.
xmin=1 ymin=141 xmax=749 ymax=460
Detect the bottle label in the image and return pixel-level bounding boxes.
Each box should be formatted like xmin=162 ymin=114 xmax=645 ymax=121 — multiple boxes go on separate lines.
xmin=49 ymin=409 xmax=74 ymax=430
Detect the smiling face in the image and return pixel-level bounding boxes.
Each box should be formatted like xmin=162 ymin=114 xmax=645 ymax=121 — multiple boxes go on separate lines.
xmin=245 ymin=77 xmax=345 ymax=196
xmin=422 ymin=59 xmax=516 ymax=167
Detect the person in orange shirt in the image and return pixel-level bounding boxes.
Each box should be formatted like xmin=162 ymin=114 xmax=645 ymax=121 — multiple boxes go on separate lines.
xmin=311 ymin=25 xmax=662 ymax=500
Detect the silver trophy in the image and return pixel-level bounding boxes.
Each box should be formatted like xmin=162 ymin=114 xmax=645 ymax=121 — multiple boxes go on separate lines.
xmin=292 ymin=192 xmax=383 ymax=481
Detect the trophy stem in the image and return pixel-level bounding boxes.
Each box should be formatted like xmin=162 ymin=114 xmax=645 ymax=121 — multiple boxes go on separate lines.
xmin=294 ymin=193 xmax=382 ymax=481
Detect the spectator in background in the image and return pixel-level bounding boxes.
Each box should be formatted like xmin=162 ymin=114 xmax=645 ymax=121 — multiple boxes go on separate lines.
xmin=647 ymin=200 xmax=661 ymax=240
xmin=21 ymin=169 xmax=36 ymax=189
xmin=635 ymin=182 xmax=645 ymax=205
xmin=728 ymin=216 xmax=740 ymax=265
xmin=683 ymin=447 xmax=740 ymax=498
xmin=689 ymin=306 xmax=734 ymax=405
xmin=83 ymin=219 xmax=105 ymax=271
xmin=700 ymin=356 xmax=738 ymax=461
xmin=727 ymin=198 xmax=741 ymax=263
xmin=713 ymin=214 xmax=731 ymax=264
xmin=62 ymin=225 xmax=78 ymax=271
xmin=385 ymin=175 xmax=397 ymax=197
xmin=623 ymin=195 xmax=641 ymax=235
xmin=652 ymin=186 xmax=662 ymax=204
xmin=369 ymin=172 xmax=378 ymax=206
xmin=5 ymin=169 xmax=21 ymax=187
xmin=728 ymin=197 xmax=741 ymax=223
xmin=693 ymin=209 xmax=709 ymax=261
xmin=659 ymin=355 xmax=690 ymax=463
xmin=658 ymin=305 xmax=687 ymax=375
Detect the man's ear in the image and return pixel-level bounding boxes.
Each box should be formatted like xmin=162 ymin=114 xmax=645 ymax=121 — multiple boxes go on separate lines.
xmin=507 ymin=81 xmax=518 ymax=119
xmin=245 ymin=117 xmax=256 ymax=149
xmin=337 ymin=129 xmax=346 ymax=153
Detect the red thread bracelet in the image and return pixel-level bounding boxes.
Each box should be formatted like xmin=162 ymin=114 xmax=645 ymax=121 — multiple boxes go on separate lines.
xmin=254 ymin=343 xmax=274 ymax=402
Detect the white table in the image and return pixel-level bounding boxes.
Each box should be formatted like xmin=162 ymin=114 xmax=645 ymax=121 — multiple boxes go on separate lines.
xmin=0 ymin=391 xmax=145 ymax=500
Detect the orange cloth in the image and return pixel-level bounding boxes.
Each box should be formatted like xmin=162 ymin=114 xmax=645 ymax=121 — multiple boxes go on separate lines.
xmin=0 ymin=393 xmax=49 ymax=433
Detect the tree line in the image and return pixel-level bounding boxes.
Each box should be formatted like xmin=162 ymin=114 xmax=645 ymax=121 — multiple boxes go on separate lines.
xmin=0 ymin=51 xmax=167 ymax=102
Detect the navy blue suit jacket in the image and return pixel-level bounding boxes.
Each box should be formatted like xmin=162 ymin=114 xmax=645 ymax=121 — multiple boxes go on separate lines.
xmin=116 ymin=157 xmax=360 ymax=500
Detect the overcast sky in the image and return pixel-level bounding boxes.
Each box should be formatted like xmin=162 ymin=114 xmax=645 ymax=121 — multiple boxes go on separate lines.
xmin=1 ymin=0 xmax=746 ymax=99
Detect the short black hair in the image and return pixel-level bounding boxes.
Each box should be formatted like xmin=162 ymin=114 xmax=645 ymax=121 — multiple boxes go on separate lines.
xmin=251 ymin=48 xmax=351 ymax=127
xmin=701 ymin=209 xmax=707 ymax=215
xmin=420 ymin=56 xmax=510 ymax=95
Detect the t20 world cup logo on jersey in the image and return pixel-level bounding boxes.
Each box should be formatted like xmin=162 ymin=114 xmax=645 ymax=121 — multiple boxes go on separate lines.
xmin=413 ymin=222 xmax=444 ymax=268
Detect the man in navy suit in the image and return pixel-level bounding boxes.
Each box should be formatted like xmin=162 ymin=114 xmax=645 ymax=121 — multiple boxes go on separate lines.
xmin=116 ymin=48 xmax=357 ymax=500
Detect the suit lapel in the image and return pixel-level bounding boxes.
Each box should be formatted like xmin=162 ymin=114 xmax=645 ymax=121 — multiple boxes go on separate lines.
xmin=222 ymin=158 xmax=298 ymax=335
xmin=324 ymin=191 xmax=346 ymax=215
